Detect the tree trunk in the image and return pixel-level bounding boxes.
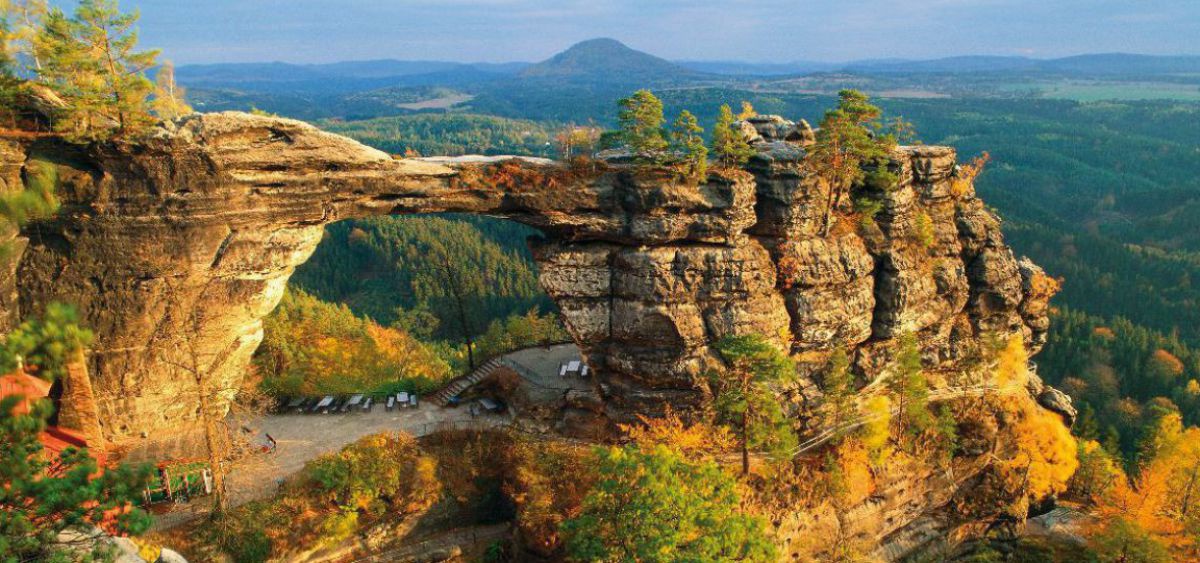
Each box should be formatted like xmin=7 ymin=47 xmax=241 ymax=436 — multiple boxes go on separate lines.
xmin=440 ymin=259 xmax=476 ymax=369
xmin=821 ymin=186 xmax=836 ymax=236
xmin=1181 ymin=463 xmax=1200 ymax=517
xmin=741 ymin=415 xmax=750 ymax=475
xmin=197 ymin=385 xmax=228 ymax=512
xmin=454 ymin=291 xmax=475 ymax=370
xmin=741 ymin=388 xmax=752 ymax=475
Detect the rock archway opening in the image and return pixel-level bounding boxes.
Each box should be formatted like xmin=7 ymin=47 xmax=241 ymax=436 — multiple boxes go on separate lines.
xmin=257 ymin=212 xmax=563 ymax=399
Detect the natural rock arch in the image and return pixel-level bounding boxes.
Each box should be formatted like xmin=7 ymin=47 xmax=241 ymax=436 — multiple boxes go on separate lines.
xmin=5 ymin=112 xmax=1055 ymax=455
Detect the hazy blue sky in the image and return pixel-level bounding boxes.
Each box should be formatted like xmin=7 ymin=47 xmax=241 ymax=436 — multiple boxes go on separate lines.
xmin=51 ymin=0 xmax=1200 ymax=64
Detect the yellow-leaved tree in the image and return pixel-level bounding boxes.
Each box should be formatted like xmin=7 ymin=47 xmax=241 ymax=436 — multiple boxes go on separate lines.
xmin=1088 ymin=412 xmax=1200 ymax=559
xmin=151 ymin=60 xmax=192 ymax=120
xmin=994 ymin=334 xmax=1030 ymax=388
xmin=621 ymin=407 xmax=735 ymax=459
xmin=995 ymin=399 xmax=1078 ymax=517
xmin=859 ymin=394 xmax=892 ymax=467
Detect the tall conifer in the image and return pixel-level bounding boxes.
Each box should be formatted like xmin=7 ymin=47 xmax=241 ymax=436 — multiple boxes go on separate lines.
xmin=670 ymin=109 xmax=707 ymax=180
xmin=711 ymin=103 xmax=755 ymax=167
xmin=616 ymin=89 xmax=668 ymax=161
xmin=36 ymin=0 xmax=157 ymax=141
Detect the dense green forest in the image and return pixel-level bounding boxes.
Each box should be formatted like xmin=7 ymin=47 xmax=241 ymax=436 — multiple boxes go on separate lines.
xmin=280 ymin=214 xmax=564 ymax=384
xmin=321 ymin=113 xmax=557 ymax=157
xmin=291 ymin=214 xmax=553 ymax=337
xmin=1039 ymin=308 xmax=1200 ymax=464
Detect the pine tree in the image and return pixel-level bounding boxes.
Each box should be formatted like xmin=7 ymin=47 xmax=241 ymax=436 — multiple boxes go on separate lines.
xmin=0 ymin=398 xmax=154 ymax=561
xmin=74 ymin=0 xmax=158 ymax=134
xmin=616 ymin=89 xmax=667 ymax=162
xmin=712 ymin=103 xmax=755 ymax=168
xmin=1 ymin=4 xmax=15 ymax=73
xmin=0 ymin=5 xmax=19 ymax=123
xmin=0 ymin=159 xmax=59 ymax=258
xmin=809 ymin=89 xmax=894 ymax=235
xmin=34 ymin=8 xmax=101 ymax=139
xmin=822 ymin=346 xmax=855 ymax=430
xmin=887 ymin=332 xmax=932 ymax=445
xmin=7 ymin=0 xmax=47 ymax=71
xmin=1075 ymin=403 xmax=1101 ymax=442
xmin=561 ymin=445 xmax=776 ymax=562
xmin=0 ymin=305 xmax=153 ymax=561
xmin=36 ymin=0 xmax=158 ymax=141
xmin=934 ymin=405 xmax=960 ymax=459
xmin=151 ymin=59 xmax=191 ymax=120
xmin=0 ymin=302 xmax=93 ymax=382
xmin=670 ymin=109 xmax=707 ymax=180
xmin=711 ymin=334 xmax=798 ymax=474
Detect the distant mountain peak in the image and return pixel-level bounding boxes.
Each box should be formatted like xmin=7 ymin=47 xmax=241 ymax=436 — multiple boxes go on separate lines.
xmin=568 ymin=37 xmax=627 ymax=49
xmin=519 ymin=37 xmax=701 ymax=83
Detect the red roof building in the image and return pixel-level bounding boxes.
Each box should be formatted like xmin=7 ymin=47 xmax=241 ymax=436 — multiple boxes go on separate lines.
xmin=1 ymin=369 xmax=106 ymax=466
xmin=0 ymin=370 xmax=53 ymax=414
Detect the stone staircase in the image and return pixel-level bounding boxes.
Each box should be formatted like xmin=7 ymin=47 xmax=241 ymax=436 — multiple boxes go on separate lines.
xmin=428 ymin=357 xmax=507 ymax=406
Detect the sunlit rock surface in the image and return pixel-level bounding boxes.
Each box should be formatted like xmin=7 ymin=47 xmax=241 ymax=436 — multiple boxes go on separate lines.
xmin=4 ymin=111 xmax=1061 ymax=559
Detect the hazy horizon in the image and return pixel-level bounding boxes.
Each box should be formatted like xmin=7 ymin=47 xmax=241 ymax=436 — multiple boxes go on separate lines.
xmin=48 ymin=0 xmax=1200 ymax=65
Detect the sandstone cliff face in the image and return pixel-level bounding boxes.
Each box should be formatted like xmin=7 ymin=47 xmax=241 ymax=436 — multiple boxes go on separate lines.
xmin=5 ymin=112 xmax=1063 ymax=558
xmin=7 ymin=111 xmax=1058 ymax=441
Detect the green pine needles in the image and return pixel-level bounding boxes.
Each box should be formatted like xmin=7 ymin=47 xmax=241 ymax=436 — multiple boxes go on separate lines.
xmin=561 ymin=445 xmax=776 ymax=562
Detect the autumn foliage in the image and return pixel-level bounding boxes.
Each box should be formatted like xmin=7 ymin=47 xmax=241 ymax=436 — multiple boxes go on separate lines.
xmin=995 ymin=334 xmax=1031 ymax=388
xmin=993 ymin=398 xmax=1079 ymax=516
xmin=1085 ymin=412 xmax=1200 ymax=560
xmin=621 ymin=407 xmax=735 ymax=459
xmin=255 ymin=289 xmax=453 ymax=397
xmin=950 ymin=151 xmax=990 ymax=198
xmin=198 ymin=431 xmax=440 ymax=561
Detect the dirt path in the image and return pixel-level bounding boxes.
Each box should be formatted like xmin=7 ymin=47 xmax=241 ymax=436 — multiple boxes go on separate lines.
xmin=151 ymin=405 xmax=510 ymax=529
xmin=227 ymin=405 xmax=511 ymax=505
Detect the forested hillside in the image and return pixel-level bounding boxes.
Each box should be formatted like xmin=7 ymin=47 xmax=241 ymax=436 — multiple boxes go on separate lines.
xmin=255 ymin=289 xmax=454 ymax=397
xmin=260 ymin=215 xmax=567 ymax=392
xmin=6 ymin=1 xmax=1199 ymax=558
xmin=1039 ymin=308 xmax=1200 ymax=464
xmin=291 ymin=215 xmax=553 ymax=338
xmin=321 ymin=113 xmax=557 ymax=157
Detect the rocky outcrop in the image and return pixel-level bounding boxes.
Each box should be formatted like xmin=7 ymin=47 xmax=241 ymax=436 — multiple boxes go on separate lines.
xmin=5 ymin=112 xmax=1056 ymax=449
xmin=3 ymin=111 xmax=1064 ymax=559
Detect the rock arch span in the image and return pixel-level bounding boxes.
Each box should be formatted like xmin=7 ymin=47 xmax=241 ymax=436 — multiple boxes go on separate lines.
xmin=5 ymin=112 xmax=1054 ymax=454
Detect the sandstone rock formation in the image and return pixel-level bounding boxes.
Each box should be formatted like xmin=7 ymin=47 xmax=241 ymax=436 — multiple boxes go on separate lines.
xmin=3 ymin=111 xmax=1064 ymax=558
xmin=4 ymin=111 xmax=1056 ymax=447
